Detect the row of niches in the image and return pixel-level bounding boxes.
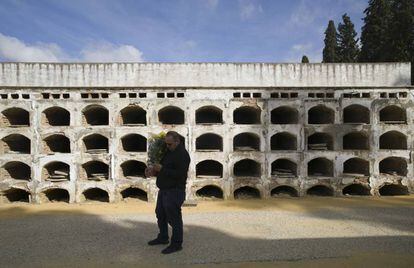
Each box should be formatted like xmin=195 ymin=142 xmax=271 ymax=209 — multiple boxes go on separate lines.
xmin=0 ymin=104 xmax=410 ymax=127
xmin=0 ymin=156 xmax=410 ymax=183
xmin=1 ymin=182 xmax=410 ymax=204
xmin=1 ymin=130 xmax=411 ymax=155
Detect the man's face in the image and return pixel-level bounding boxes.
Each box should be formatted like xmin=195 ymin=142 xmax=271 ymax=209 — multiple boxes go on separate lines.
xmin=165 ymin=135 xmax=179 ymax=151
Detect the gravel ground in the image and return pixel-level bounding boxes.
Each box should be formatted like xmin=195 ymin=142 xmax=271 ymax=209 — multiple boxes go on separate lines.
xmin=0 ymin=198 xmax=413 ymax=267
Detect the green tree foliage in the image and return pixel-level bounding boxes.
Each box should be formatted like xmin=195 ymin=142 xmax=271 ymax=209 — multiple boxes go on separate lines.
xmin=301 ymin=55 xmax=309 ymax=63
xmin=322 ymin=20 xmax=339 ymax=62
xmin=359 ymin=0 xmax=393 ymax=62
xmin=337 ymin=14 xmax=360 ymax=62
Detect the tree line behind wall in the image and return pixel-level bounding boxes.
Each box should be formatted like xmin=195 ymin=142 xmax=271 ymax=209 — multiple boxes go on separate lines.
xmin=321 ymin=0 xmax=414 ymax=85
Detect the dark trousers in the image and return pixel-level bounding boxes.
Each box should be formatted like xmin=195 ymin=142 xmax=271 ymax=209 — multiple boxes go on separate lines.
xmin=155 ymin=188 xmax=186 ymax=246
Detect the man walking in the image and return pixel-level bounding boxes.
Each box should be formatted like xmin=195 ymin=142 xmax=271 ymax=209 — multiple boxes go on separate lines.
xmin=146 ymin=131 xmax=190 ymax=254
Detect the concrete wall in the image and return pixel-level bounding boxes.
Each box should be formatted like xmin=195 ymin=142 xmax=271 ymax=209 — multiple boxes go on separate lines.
xmin=0 ymin=62 xmax=411 ymax=88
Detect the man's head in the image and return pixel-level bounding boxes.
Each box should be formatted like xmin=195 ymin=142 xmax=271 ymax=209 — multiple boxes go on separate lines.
xmin=165 ymin=131 xmax=181 ymax=151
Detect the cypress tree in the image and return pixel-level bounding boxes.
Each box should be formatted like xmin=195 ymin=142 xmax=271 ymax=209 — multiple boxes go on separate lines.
xmin=301 ymin=55 xmax=309 ymax=63
xmin=359 ymin=0 xmax=393 ymax=62
xmin=322 ymin=20 xmax=339 ymax=62
xmin=337 ymin=14 xmax=360 ymax=62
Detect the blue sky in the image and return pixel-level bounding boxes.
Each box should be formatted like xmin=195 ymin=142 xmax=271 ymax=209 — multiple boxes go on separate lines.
xmin=0 ymin=0 xmax=367 ymax=63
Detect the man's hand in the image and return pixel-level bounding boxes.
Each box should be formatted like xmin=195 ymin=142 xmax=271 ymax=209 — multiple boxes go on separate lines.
xmin=153 ymin=164 xmax=162 ymax=173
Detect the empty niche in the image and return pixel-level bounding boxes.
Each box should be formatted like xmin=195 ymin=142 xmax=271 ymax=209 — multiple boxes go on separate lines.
xmin=196 ymin=160 xmax=223 ymax=178
xmin=234 ymin=186 xmax=260 ymax=199
xmin=308 ymin=105 xmax=334 ymax=124
xmin=1 ymin=134 xmax=31 ymax=154
xmin=196 ymin=133 xmax=223 ymax=151
xmin=271 ymin=106 xmax=298 ymax=124
xmin=343 ymin=158 xmax=370 ymax=176
xmin=41 ymin=188 xmax=70 ymax=203
xmin=196 ymin=185 xmax=223 ymax=199
xmin=1 ymin=108 xmax=30 ymax=127
xmin=121 ymin=187 xmax=148 ymax=201
xmin=82 ymin=188 xmax=109 ymax=202
xmin=42 ymin=107 xmax=70 ymax=126
xmin=43 ymin=134 xmax=70 ymax=153
xmin=343 ymin=104 xmax=370 ymax=124
xmin=379 ymin=184 xmax=409 ymax=196
xmin=379 ymin=131 xmax=407 ymax=150
xmin=196 ymin=106 xmax=223 ymax=124
xmin=271 ymin=186 xmax=299 ymax=197
xmin=307 ymin=132 xmax=333 ymax=150
xmin=271 ymin=132 xmax=297 ymax=150
xmin=379 ymin=157 xmax=407 ymax=176
xmin=233 ymin=159 xmax=261 ymax=177
xmin=233 ymin=106 xmax=261 ymax=124
xmin=306 ymin=185 xmax=334 ymax=196
xmin=2 ymin=188 xmax=30 ymax=203
xmin=158 ymin=106 xmax=184 ymax=124
xmin=83 ymin=134 xmax=109 ymax=153
xmin=120 ymin=106 xmax=147 ymax=126
xmin=271 ymin=159 xmax=297 ymax=177
xmin=120 ymin=160 xmax=146 ymax=179
xmin=1 ymin=161 xmax=31 ymax=181
xmin=233 ymin=133 xmax=260 ymax=151
xmin=307 ymin=158 xmax=333 ymax=177
xmin=120 ymin=134 xmax=147 ymax=152
xmin=343 ymin=132 xmax=369 ymax=150
xmin=379 ymin=105 xmax=406 ymax=124
xmin=42 ymin=161 xmax=70 ymax=181
xmin=82 ymin=105 xmax=109 ymax=126
xmin=342 ymin=184 xmax=370 ymax=196
xmin=81 ymin=161 xmax=109 ymax=181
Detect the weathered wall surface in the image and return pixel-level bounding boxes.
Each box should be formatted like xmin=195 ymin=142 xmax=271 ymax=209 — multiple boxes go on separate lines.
xmin=0 ymin=62 xmax=411 ymax=87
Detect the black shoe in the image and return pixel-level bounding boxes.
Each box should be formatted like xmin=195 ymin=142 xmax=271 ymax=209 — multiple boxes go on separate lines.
xmin=161 ymin=244 xmax=182 ymax=254
xmin=147 ymin=238 xmax=169 ymax=246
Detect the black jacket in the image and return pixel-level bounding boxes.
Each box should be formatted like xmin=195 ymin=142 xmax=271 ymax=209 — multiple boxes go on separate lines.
xmin=156 ymin=144 xmax=190 ymax=190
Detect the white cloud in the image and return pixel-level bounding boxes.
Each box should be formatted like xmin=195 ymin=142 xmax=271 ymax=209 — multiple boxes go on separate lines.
xmin=205 ymin=0 xmax=219 ymax=9
xmin=285 ymin=42 xmax=322 ymax=63
xmin=239 ymin=0 xmax=263 ymax=20
xmin=0 ymin=33 xmax=144 ymax=62
xmin=289 ymin=0 xmax=322 ymax=27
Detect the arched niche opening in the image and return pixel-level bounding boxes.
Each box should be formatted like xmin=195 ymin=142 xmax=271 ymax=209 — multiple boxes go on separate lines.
xmin=82 ymin=188 xmax=109 ymax=202
xmin=271 ymin=159 xmax=297 ymax=177
xmin=233 ymin=106 xmax=261 ymax=124
xmin=121 ymin=187 xmax=148 ymax=201
xmin=1 ymin=161 xmax=31 ymax=181
xmin=308 ymin=105 xmax=334 ymax=124
xmin=196 ymin=185 xmax=224 ymax=199
xmin=42 ymin=188 xmax=70 ymax=203
xmin=343 ymin=104 xmax=370 ymax=124
xmin=271 ymin=186 xmax=299 ymax=197
xmin=271 ymin=106 xmax=298 ymax=124
xmin=1 ymin=134 xmax=30 ymax=154
xmin=120 ymin=105 xmax=147 ymax=126
xmin=234 ymin=186 xmax=260 ymax=199
xmin=234 ymin=159 xmax=261 ymax=177
xmin=1 ymin=107 xmax=30 ymax=127
xmin=379 ymin=131 xmax=407 ymax=150
xmin=42 ymin=107 xmax=70 ymax=126
xmin=158 ymin=106 xmax=184 ymax=124
xmin=42 ymin=161 xmax=70 ymax=181
xmin=121 ymin=134 xmax=147 ymax=152
xmin=82 ymin=161 xmax=109 ymax=181
xmin=271 ymin=132 xmax=297 ymax=150
xmin=307 ymin=132 xmax=333 ymax=150
xmin=43 ymin=134 xmax=70 ymax=153
xmin=196 ymin=133 xmax=223 ymax=151
xmin=379 ymin=184 xmax=409 ymax=196
xmin=196 ymin=106 xmax=223 ymax=124
xmin=196 ymin=160 xmax=223 ymax=178
xmin=308 ymin=158 xmax=333 ymax=177
xmin=121 ymin=160 xmax=147 ymax=178
xmin=342 ymin=184 xmax=370 ymax=196
xmin=306 ymin=185 xmax=333 ymax=196
xmin=379 ymin=105 xmax=406 ymax=124
xmin=233 ymin=133 xmax=260 ymax=151
xmin=2 ymin=188 xmax=30 ymax=203
xmin=343 ymin=158 xmax=370 ymax=176
xmin=82 ymin=105 xmax=109 ymax=126
xmin=379 ymin=157 xmax=407 ymax=176
xmin=343 ymin=132 xmax=369 ymax=150
xmin=83 ymin=134 xmax=109 ymax=153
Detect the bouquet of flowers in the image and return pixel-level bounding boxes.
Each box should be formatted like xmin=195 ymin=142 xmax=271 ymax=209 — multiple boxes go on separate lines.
xmin=145 ymin=132 xmax=167 ymax=177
